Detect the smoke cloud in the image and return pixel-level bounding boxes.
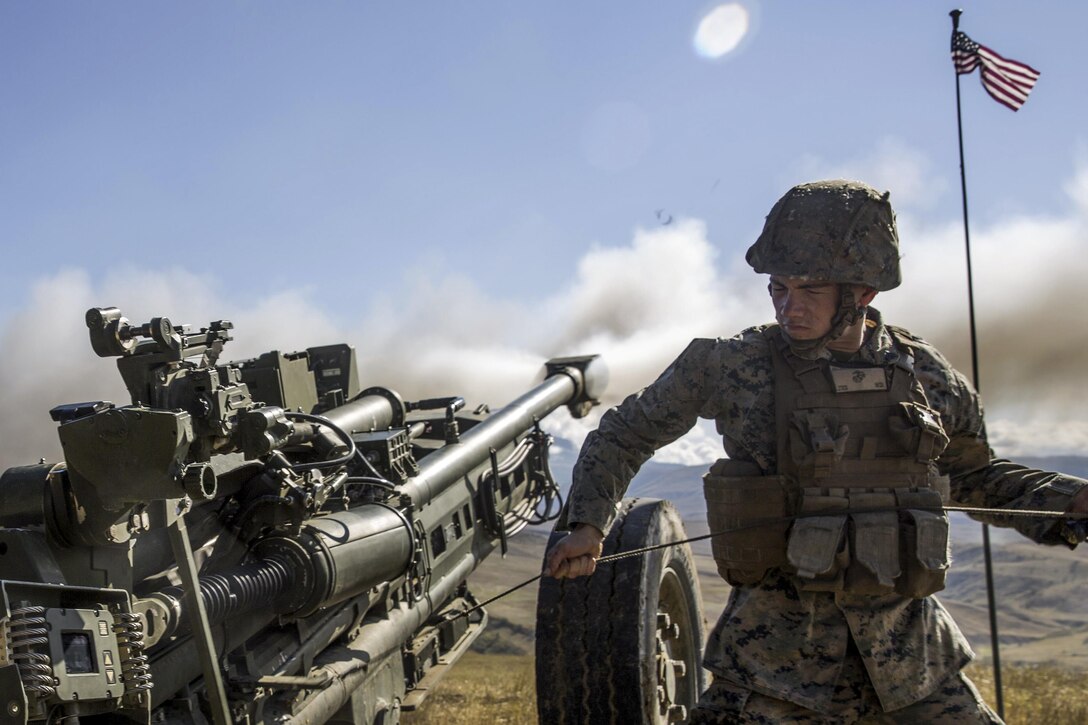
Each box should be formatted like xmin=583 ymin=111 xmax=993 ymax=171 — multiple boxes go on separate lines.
xmin=2 ymin=159 xmax=1086 ymax=469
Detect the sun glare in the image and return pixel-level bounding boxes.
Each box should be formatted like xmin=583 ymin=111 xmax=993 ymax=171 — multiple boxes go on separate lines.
xmin=694 ymin=3 xmax=750 ymax=59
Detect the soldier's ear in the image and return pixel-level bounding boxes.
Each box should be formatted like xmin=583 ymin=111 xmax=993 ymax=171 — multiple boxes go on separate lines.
xmin=858 ymin=286 xmax=878 ymax=307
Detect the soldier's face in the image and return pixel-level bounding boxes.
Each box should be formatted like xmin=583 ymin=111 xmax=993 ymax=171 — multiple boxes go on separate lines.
xmin=768 ymin=276 xmax=839 ymax=340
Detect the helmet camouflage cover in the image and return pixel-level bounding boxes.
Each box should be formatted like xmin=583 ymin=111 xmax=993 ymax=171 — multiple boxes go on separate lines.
xmin=745 ymin=180 xmax=902 ymax=291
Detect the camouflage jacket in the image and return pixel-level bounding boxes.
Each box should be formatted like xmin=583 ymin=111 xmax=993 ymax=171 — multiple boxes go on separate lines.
xmin=567 ymin=309 xmax=1086 ymax=713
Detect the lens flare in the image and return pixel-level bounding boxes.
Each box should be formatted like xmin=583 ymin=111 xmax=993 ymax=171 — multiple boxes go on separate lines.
xmin=694 ymin=3 xmax=750 ymax=59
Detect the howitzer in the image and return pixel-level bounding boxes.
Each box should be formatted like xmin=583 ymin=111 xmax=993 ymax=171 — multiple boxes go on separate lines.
xmin=0 ymin=307 xmax=605 ymax=724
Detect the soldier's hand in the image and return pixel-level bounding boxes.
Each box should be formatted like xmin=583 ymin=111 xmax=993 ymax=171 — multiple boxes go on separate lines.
xmin=544 ymin=523 xmax=605 ymax=579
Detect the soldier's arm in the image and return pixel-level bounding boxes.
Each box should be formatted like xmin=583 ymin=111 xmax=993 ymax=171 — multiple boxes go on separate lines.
xmin=946 ymin=447 xmax=1088 ymax=545
xmin=547 ymin=332 xmax=773 ymax=578
xmin=920 ymin=346 xmax=1088 ymax=545
xmin=544 ymin=337 xmax=732 ymax=580
xmin=564 ymin=337 xmax=723 ymax=538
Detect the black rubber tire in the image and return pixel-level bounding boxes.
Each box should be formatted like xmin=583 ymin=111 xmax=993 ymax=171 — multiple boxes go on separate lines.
xmin=535 ymin=497 xmax=706 ymax=725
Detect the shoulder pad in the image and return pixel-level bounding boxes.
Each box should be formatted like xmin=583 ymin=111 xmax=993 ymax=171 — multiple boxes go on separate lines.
xmin=885 ymin=324 xmax=921 ymax=344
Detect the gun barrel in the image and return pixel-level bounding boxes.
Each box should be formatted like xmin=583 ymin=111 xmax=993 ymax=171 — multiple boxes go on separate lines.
xmin=401 ymin=356 xmax=603 ymax=507
xmin=257 ymin=502 xmax=415 ymax=616
xmin=322 ymin=390 xmax=404 ymax=436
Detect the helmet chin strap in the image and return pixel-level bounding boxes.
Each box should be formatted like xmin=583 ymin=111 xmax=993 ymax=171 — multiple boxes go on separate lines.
xmin=782 ymin=286 xmax=865 ymax=360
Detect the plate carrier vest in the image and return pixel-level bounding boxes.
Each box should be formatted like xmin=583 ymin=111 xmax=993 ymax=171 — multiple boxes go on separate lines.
xmin=703 ymin=326 xmax=952 ymax=597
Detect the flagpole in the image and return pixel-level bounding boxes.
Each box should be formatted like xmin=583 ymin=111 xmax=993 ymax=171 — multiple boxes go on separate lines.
xmin=950 ymin=8 xmax=1004 ymax=718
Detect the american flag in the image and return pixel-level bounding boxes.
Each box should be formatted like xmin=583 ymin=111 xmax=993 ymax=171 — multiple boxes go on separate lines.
xmin=951 ymin=30 xmax=1040 ymax=111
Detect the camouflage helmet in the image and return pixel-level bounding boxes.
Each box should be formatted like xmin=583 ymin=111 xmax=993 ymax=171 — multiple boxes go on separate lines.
xmin=745 ymin=180 xmax=901 ymax=291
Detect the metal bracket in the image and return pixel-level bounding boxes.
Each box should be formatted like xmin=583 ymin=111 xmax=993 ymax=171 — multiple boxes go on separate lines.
xmin=160 ymin=499 xmax=232 ymax=725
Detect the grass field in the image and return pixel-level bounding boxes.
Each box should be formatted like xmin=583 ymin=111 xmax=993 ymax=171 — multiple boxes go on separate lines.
xmin=401 ymin=652 xmax=535 ymax=725
xmin=401 ymin=652 xmax=1088 ymax=725
xmin=965 ymin=662 xmax=1088 ymax=724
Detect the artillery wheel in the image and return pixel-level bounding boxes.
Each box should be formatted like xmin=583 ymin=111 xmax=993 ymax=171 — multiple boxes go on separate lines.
xmin=535 ymin=497 xmax=706 ymax=724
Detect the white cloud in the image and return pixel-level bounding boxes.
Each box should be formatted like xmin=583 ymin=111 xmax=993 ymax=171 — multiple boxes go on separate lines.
xmin=987 ymin=417 xmax=1088 ymax=458
xmin=544 ymin=219 xmax=754 ymax=393
xmin=3 ymin=154 xmax=1087 ymax=469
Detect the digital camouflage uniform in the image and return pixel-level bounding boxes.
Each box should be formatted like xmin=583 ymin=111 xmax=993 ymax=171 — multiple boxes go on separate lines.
xmin=566 ymin=309 xmax=1086 ymax=722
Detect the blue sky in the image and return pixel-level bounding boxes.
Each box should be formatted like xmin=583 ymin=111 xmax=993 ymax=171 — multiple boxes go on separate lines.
xmin=2 ymin=1 xmax=1086 ymax=463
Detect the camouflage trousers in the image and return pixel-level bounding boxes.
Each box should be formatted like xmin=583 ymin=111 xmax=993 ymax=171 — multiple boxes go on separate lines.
xmin=689 ymin=651 xmax=1002 ymax=724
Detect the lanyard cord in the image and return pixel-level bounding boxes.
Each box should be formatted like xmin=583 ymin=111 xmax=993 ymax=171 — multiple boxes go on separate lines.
xmin=446 ymin=504 xmax=1087 ymax=621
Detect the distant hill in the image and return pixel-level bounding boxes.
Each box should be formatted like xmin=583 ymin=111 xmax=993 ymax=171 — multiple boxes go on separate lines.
xmin=472 ymin=446 xmax=1088 ymax=670
xmin=1019 ymin=457 xmax=1088 ymax=478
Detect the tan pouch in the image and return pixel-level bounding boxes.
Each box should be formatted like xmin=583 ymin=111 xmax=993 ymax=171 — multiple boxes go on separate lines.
xmin=787 ymin=488 xmax=848 ymax=591
xmin=703 ymin=459 xmax=790 ymax=586
xmin=895 ymin=489 xmax=950 ymax=598
xmin=845 ymin=491 xmax=900 ymax=595
xmin=789 ymin=411 xmax=849 ymax=476
xmin=890 ymin=402 xmax=950 ymax=460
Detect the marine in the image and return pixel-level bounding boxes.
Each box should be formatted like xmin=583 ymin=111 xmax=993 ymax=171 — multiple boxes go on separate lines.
xmin=544 ymin=180 xmax=1088 ymax=722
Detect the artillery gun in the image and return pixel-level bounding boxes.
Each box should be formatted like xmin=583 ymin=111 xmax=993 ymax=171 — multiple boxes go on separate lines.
xmin=0 ymin=307 xmax=605 ymax=724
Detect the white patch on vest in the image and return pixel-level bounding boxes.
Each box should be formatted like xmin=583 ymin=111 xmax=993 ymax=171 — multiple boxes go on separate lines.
xmin=829 ymin=366 xmax=888 ymax=393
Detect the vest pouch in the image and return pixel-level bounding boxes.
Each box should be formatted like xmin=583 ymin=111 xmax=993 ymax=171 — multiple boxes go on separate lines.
xmin=844 ymin=491 xmax=900 ymax=595
xmin=703 ymin=459 xmax=791 ymax=586
xmin=895 ymin=489 xmax=950 ymax=598
xmin=789 ymin=411 xmax=849 ymax=476
xmin=930 ymin=471 xmax=951 ymax=503
xmin=787 ymin=488 xmax=848 ymax=592
xmin=890 ymin=402 xmax=950 ymax=461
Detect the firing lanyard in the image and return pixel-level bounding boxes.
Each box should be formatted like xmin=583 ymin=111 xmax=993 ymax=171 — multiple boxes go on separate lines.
xmin=447 ymin=504 xmax=1088 ymax=621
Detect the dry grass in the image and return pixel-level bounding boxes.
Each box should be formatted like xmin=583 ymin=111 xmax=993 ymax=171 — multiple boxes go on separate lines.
xmin=400 ymin=652 xmax=536 ymax=725
xmin=402 ymin=654 xmax=1088 ymax=725
xmin=966 ymin=662 xmax=1088 ymax=724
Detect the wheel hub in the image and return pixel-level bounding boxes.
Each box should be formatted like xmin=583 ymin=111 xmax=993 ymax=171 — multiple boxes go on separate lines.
xmin=654 ymin=612 xmax=689 ymax=723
